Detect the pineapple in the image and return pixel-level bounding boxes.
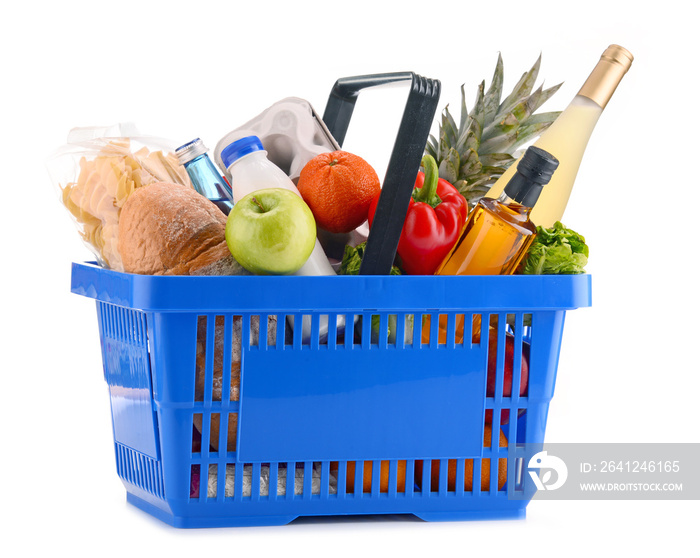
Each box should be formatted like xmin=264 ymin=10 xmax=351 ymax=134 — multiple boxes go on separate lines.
xmin=426 ymin=54 xmax=562 ymax=205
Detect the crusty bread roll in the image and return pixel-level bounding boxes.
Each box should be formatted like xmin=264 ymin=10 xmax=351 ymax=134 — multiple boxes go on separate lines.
xmin=118 ymin=181 xmax=248 ymax=276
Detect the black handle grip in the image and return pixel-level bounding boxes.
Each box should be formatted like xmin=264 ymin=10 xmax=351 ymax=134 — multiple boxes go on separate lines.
xmin=323 ymin=72 xmax=416 ymax=147
xmin=322 ymin=72 xmax=441 ymax=275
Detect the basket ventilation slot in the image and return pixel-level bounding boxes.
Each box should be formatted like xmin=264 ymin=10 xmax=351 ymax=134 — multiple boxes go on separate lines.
xmin=115 ymin=443 xmax=164 ymax=499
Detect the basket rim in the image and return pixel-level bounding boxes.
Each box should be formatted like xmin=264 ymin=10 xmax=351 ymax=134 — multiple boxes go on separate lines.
xmin=70 ymin=261 xmax=592 ymax=313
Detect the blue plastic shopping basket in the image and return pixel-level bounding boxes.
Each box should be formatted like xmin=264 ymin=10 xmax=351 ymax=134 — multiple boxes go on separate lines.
xmin=67 ymin=71 xmax=591 ymax=527
xmin=70 ymin=263 xmax=591 ymax=527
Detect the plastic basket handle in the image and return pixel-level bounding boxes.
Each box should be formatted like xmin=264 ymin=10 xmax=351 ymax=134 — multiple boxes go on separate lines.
xmin=322 ymin=72 xmax=441 ymax=275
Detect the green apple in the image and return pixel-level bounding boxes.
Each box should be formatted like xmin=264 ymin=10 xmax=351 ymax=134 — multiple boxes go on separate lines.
xmin=225 ymin=188 xmax=316 ymax=275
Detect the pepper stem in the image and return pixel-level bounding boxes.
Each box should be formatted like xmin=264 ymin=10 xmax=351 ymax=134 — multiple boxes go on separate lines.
xmin=412 ymin=154 xmax=442 ymax=208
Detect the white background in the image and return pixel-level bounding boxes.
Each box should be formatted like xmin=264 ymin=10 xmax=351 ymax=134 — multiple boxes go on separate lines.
xmin=3 ymin=0 xmax=698 ymax=555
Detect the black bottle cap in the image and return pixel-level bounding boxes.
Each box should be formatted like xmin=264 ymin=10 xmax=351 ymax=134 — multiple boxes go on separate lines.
xmin=504 ymin=146 xmax=560 ymax=207
xmin=518 ymin=146 xmax=559 ymax=183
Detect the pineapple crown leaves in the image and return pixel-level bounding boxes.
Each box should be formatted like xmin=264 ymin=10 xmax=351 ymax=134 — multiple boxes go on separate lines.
xmin=425 ymin=53 xmax=563 ymax=204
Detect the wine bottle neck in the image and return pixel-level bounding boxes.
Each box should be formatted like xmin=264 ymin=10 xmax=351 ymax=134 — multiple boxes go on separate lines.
xmin=577 ymin=44 xmax=633 ymax=109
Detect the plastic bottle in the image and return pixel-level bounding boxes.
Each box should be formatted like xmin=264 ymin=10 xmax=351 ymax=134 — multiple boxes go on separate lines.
xmin=221 ymin=135 xmax=336 ymax=277
xmin=485 ymin=44 xmax=633 ymax=228
xmin=176 ymin=138 xmax=234 ymax=215
xmin=221 ymin=135 xmax=344 ymax=343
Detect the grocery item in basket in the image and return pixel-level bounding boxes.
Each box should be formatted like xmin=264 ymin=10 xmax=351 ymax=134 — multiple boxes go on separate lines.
xmin=176 ymin=138 xmax=234 ymax=215
xmin=48 ymin=125 xmax=192 ymax=271
xmin=425 ymin=53 xmax=563 ymax=207
xmin=485 ymin=45 xmax=633 ymax=228
xmin=190 ymin=463 xmax=337 ymax=498
xmin=415 ymin=424 xmax=508 ymax=492
xmin=367 ymin=154 xmax=468 ymax=275
xmin=519 ymin=221 xmax=588 ymax=275
xmin=435 ymin=146 xmax=559 ymax=277
xmin=221 ymin=135 xmax=335 ymax=277
xmin=194 ymin=314 xmax=278 ymax=452
xmin=331 ymin=460 xmax=408 ymax=493
xmin=213 ymin=97 xmax=339 ymax=186
xmin=297 ymin=150 xmax=381 ymax=234
xmin=225 ymin=189 xmax=317 ymax=276
xmin=485 ymin=329 xmax=529 ymax=425
xmin=221 ymin=135 xmax=341 ymax=341
xmin=118 ymin=181 xmax=249 ymax=276
xmin=425 ymin=147 xmax=559 ymax=347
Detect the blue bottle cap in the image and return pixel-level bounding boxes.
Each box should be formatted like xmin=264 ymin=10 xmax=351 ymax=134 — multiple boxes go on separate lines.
xmin=221 ymin=135 xmax=264 ymax=169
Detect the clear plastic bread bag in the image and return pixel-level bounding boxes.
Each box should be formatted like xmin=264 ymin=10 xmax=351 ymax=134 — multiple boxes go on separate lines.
xmin=47 ymin=123 xmax=192 ymax=271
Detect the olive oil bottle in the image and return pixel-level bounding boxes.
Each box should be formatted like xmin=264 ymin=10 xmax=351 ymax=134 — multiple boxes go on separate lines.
xmin=437 ymin=146 xmax=559 ymax=277
xmin=424 ymin=146 xmax=559 ymax=344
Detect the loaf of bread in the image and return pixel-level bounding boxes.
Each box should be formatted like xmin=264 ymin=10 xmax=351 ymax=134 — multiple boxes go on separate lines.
xmin=118 ymin=181 xmax=259 ymax=452
xmin=118 ymin=181 xmax=248 ymax=276
xmin=193 ymin=314 xmax=278 ymax=452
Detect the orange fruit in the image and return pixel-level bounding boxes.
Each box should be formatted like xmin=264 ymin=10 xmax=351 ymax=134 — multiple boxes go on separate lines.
xmin=330 ymin=460 xmax=407 ymax=493
xmin=415 ymin=424 xmax=508 ymax=492
xmin=297 ymin=150 xmax=380 ymax=234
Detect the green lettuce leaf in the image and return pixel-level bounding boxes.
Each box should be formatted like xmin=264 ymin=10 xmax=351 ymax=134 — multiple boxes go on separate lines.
xmin=520 ymin=221 xmax=588 ymax=275
xmin=339 ymin=241 xmax=402 ymax=276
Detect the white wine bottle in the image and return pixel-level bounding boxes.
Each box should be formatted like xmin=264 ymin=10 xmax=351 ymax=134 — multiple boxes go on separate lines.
xmin=484 ymin=45 xmax=633 ymax=228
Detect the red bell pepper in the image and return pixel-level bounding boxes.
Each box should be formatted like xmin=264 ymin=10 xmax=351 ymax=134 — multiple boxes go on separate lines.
xmin=367 ymin=154 xmax=468 ymax=275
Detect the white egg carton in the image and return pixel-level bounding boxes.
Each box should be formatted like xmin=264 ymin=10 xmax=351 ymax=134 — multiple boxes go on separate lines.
xmin=213 ymin=97 xmax=340 ymax=185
